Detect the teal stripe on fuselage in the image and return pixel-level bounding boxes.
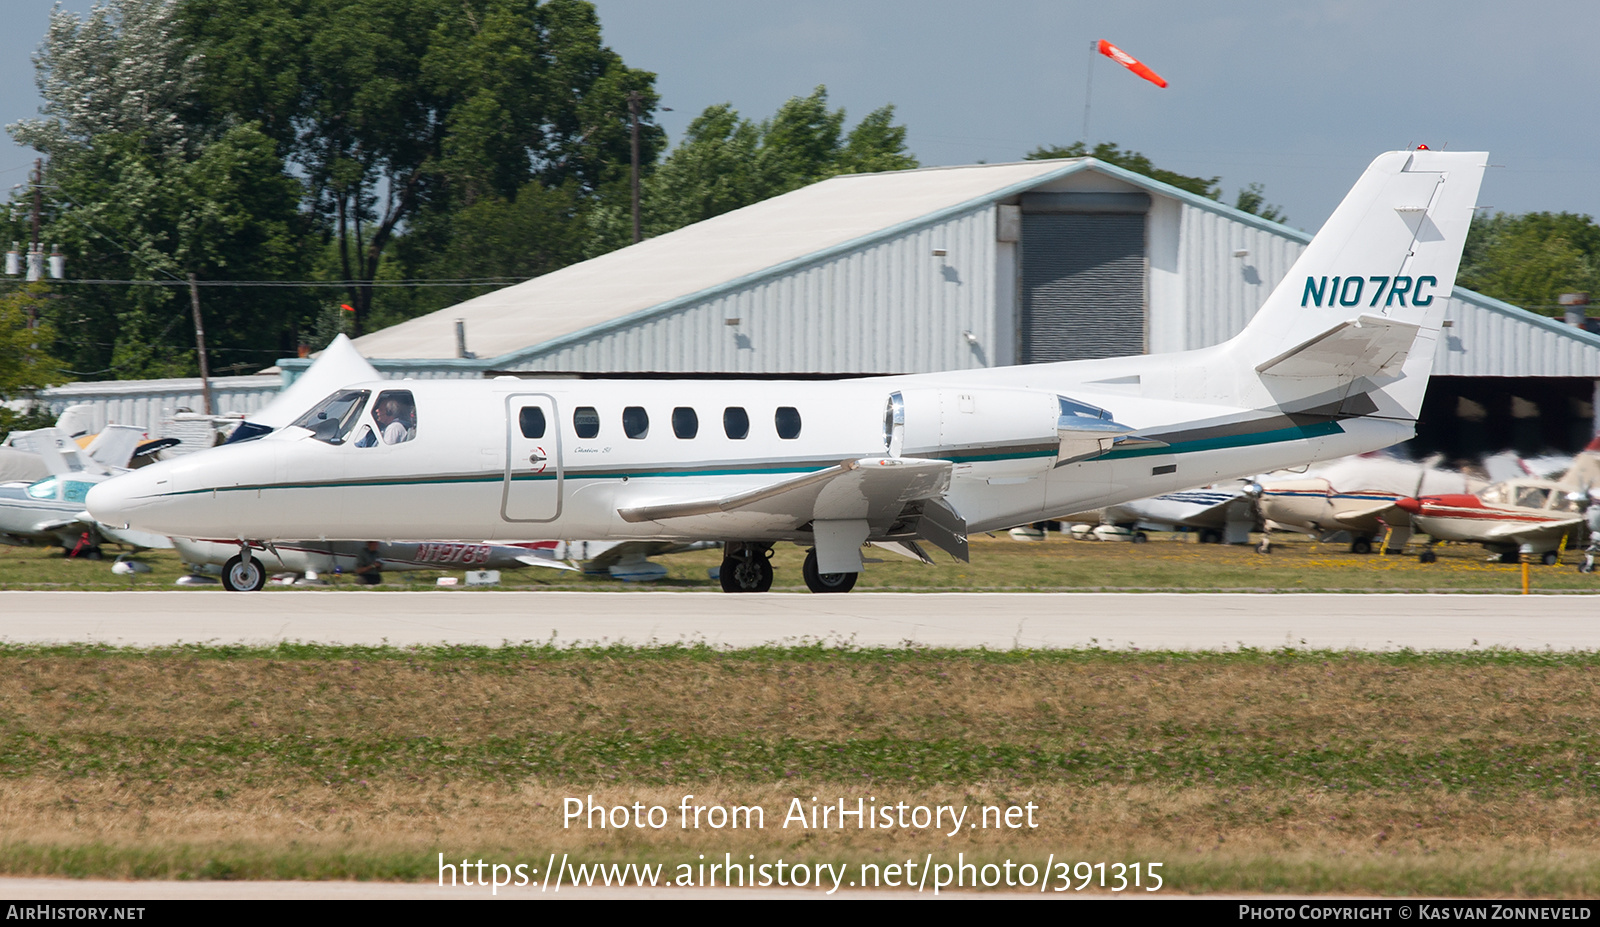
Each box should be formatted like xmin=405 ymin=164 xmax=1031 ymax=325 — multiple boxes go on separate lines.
xmin=173 ymin=419 xmax=1343 ymax=498
xmin=1099 ymin=420 xmax=1344 ymax=461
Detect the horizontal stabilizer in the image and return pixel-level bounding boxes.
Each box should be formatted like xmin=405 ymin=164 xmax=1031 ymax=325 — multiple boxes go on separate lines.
xmin=1256 ymin=315 xmax=1420 ymax=381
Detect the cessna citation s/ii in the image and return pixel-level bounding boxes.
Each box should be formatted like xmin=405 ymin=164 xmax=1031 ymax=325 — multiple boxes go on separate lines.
xmin=88 ymin=149 xmax=1486 ymax=593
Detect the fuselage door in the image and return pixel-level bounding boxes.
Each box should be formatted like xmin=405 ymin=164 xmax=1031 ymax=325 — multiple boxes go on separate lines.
xmin=503 ymin=393 xmax=563 ymax=523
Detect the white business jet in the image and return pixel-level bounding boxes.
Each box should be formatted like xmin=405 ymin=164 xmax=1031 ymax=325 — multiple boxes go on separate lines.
xmin=88 ymin=150 xmax=1487 ymax=593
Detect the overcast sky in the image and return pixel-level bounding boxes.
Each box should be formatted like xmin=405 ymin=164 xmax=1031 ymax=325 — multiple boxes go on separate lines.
xmin=3 ymin=0 xmax=1596 ymax=232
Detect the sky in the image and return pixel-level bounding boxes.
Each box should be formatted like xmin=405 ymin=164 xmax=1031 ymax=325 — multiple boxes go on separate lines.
xmin=2 ymin=0 xmax=1596 ymax=233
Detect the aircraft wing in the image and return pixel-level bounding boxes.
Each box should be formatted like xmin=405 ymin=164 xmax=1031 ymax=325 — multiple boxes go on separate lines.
xmin=1108 ymin=490 xmax=1247 ymax=530
xmin=618 ymin=457 xmax=953 ymax=536
xmin=1331 ymin=501 xmax=1407 ymax=533
xmin=1480 ymin=517 xmax=1586 ymax=545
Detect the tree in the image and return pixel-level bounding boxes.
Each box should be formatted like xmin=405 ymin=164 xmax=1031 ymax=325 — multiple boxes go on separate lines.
xmin=1027 ymin=141 xmax=1286 ymax=223
xmin=183 ymin=0 xmax=665 ymax=335
xmin=1027 ymin=142 xmax=1220 ymax=199
xmin=1458 ymin=212 xmax=1600 ymax=316
xmin=6 ymin=0 xmax=315 ymax=380
xmin=0 ymin=285 xmax=61 ymax=436
xmin=589 ymin=86 xmax=918 ymax=254
xmin=1233 ymin=182 xmax=1286 ymax=223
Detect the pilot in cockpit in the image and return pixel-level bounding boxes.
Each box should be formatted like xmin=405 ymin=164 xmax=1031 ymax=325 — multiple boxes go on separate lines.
xmin=355 ymin=391 xmax=417 ymax=446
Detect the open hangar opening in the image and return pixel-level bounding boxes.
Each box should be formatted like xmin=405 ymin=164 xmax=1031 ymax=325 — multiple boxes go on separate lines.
xmin=279 ymin=157 xmax=1600 ymax=462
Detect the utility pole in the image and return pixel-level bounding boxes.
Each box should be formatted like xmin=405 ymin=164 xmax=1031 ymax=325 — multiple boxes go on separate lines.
xmin=629 ymin=90 xmax=642 ymax=244
xmin=188 ymin=273 xmax=214 ymax=415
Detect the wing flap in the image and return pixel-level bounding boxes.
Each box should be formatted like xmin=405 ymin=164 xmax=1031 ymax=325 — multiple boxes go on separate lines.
xmin=618 ymin=458 xmax=953 ymax=533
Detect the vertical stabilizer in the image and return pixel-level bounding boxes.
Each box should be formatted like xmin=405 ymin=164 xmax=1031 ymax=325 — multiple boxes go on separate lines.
xmin=1230 ymin=149 xmax=1486 ymax=419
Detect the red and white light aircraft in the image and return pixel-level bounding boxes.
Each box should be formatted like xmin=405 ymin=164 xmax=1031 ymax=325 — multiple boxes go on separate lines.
xmin=87 ymin=150 xmax=1488 ymax=592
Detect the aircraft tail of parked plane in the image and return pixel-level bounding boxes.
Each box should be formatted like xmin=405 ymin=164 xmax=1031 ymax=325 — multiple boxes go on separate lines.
xmin=88 ymin=150 xmax=1487 ymax=592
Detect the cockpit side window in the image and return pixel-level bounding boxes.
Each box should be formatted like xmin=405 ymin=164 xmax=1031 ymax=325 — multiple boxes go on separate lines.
xmin=355 ymin=390 xmax=418 ymax=447
xmin=290 ymin=390 xmax=371 ymax=445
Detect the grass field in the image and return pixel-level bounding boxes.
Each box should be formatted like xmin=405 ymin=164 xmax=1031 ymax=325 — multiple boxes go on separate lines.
xmin=2 ymin=530 xmax=1597 ymax=594
xmin=2 ymin=643 xmax=1600 ymax=895
xmin=4 ymin=532 xmax=1599 ymax=895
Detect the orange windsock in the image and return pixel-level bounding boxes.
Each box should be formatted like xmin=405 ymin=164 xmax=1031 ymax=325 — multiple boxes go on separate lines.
xmin=1097 ymin=39 xmax=1167 ymax=88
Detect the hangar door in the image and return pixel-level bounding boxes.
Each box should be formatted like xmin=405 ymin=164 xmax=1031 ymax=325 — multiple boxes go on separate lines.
xmin=1018 ymin=192 xmax=1149 ymax=363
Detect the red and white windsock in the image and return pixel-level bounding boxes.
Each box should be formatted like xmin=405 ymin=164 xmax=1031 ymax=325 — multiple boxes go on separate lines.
xmin=1097 ymin=39 xmax=1167 ymax=88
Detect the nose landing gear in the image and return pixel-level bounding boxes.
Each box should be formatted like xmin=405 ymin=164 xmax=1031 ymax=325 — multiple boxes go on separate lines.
xmin=719 ymin=541 xmax=774 ymax=593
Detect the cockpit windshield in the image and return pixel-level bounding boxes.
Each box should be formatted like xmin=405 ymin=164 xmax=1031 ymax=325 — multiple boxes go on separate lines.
xmin=289 ymin=389 xmax=371 ymax=445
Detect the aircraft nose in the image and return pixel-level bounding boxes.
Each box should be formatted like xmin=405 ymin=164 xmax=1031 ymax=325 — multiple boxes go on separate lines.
xmin=1394 ymin=496 xmax=1422 ymax=514
xmin=86 ymin=472 xmax=152 ymax=528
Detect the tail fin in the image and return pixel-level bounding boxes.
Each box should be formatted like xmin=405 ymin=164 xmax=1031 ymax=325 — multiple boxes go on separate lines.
xmin=1230 ymin=149 xmax=1487 ymax=419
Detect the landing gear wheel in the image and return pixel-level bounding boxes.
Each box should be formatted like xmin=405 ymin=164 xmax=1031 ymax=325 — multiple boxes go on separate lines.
xmin=719 ymin=544 xmax=773 ymax=593
xmin=1542 ymin=550 xmax=1560 ymax=566
xmin=1419 ymin=549 xmax=1438 ymax=564
xmin=802 ymin=549 xmax=858 ymax=593
xmin=1498 ymin=551 xmax=1521 ymax=565
xmin=1199 ymin=529 xmax=1222 ymax=544
xmin=1350 ymin=538 xmax=1373 ymax=555
xmin=222 ymin=554 xmax=266 ymax=592
xmin=1132 ymin=531 xmax=1149 ymax=544
xmin=1256 ymin=535 xmax=1272 ymax=555
xmin=1580 ymin=560 xmax=1596 ymax=574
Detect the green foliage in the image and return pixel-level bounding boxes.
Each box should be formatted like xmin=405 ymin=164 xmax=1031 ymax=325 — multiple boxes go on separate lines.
xmin=0 ymin=284 xmax=62 ymax=436
xmin=1458 ymin=212 xmax=1600 ymax=316
xmin=184 ymin=0 xmax=664 ymax=334
xmin=1027 ymin=141 xmax=1221 ymax=200
xmin=590 ymin=87 xmax=918 ymax=254
xmin=1233 ymin=182 xmax=1286 ymax=223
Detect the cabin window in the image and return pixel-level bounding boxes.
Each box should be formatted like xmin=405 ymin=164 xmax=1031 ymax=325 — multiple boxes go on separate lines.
xmin=26 ymin=478 xmax=56 ymax=500
xmin=623 ymin=406 xmax=649 ymax=439
xmin=723 ymin=407 xmax=749 ymax=440
xmin=291 ymin=389 xmax=370 ymax=445
xmin=775 ymin=406 xmax=802 ymax=439
xmin=574 ymin=406 xmax=600 ymax=439
xmin=519 ymin=407 xmax=546 ymax=439
xmin=355 ymin=389 xmax=417 ymax=447
xmin=1515 ymin=487 xmax=1551 ymax=509
xmin=672 ymin=407 xmax=699 ymax=439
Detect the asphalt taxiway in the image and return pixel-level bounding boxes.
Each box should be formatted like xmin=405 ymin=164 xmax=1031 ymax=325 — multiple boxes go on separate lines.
xmin=2 ymin=590 xmax=1597 ymax=650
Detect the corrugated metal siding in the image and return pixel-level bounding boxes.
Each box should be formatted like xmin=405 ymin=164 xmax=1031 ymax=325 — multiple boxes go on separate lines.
xmin=511 ymin=205 xmax=1000 ymax=375
xmin=1019 ymin=213 xmax=1145 ymax=362
xmin=1434 ymin=294 xmax=1600 ymax=377
xmin=36 ymin=376 xmax=283 ymax=434
xmin=1178 ymin=205 xmax=1305 ymax=349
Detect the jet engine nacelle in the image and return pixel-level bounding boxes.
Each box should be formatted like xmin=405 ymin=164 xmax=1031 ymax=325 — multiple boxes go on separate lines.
xmin=886 ymin=387 xmax=1141 ymax=476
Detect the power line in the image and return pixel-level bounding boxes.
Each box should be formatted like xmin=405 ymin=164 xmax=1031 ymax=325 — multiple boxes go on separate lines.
xmin=40 ymin=277 xmax=532 ymax=288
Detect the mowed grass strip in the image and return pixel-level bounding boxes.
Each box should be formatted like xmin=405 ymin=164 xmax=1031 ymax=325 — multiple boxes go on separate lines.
xmin=3 ymin=646 xmax=1600 ymax=892
xmin=4 ymin=532 xmax=1599 ymax=592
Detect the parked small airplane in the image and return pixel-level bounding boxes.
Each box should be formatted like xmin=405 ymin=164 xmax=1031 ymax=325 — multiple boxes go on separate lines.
xmin=0 ymin=426 xmax=174 ymax=555
xmin=1397 ymin=482 xmax=1586 ymax=564
xmin=88 ymin=150 xmax=1488 ymax=592
xmin=1063 ymin=485 xmax=1257 ymax=544
xmin=1251 ymin=453 xmax=1486 ymax=553
xmin=1397 ymin=467 xmax=1599 ymax=564
xmin=172 ymin=537 xmax=577 ymax=591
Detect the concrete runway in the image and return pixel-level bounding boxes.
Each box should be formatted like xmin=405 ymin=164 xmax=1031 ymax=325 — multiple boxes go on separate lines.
xmin=1 ymin=590 xmax=1596 ymax=650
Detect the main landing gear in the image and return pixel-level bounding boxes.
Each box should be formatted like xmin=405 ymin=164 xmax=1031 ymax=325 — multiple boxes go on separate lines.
xmin=802 ymin=549 xmax=857 ymax=594
xmin=719 ymin=541 xmax=774 ymax=593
